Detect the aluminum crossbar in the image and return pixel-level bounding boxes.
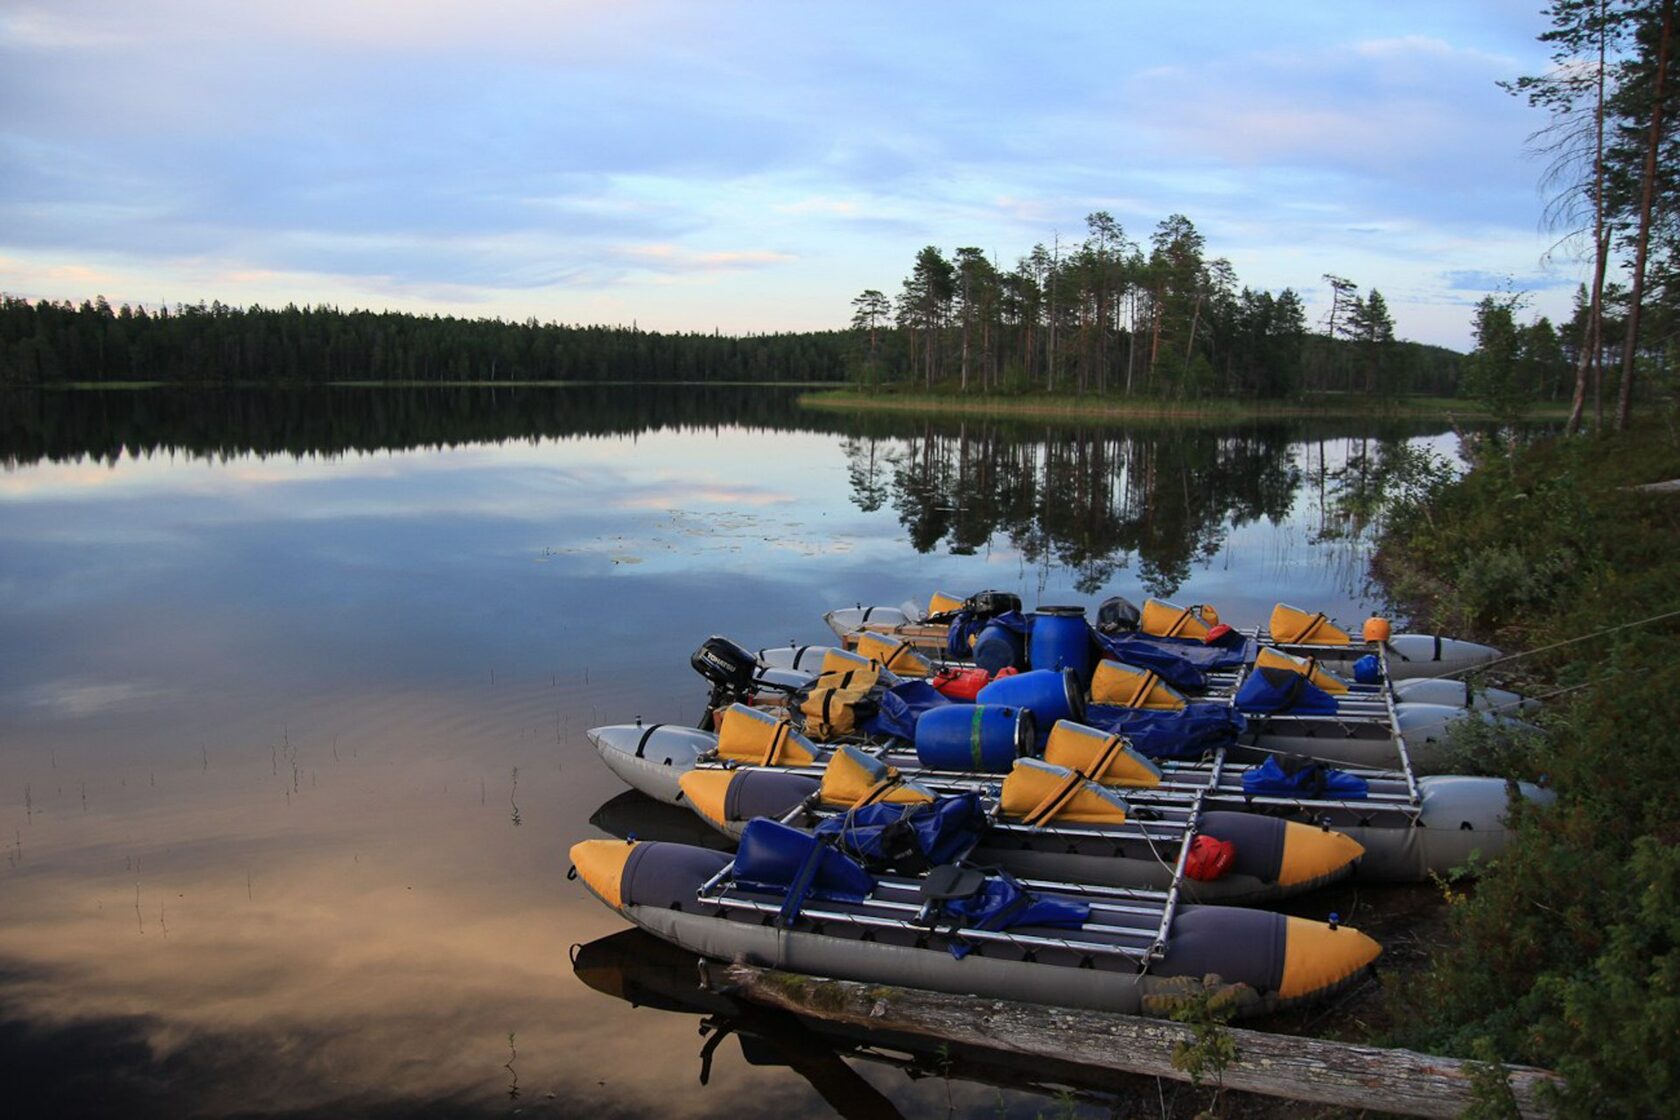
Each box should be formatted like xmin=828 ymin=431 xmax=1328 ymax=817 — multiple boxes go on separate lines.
xmin=701 ymin=890 xmax=1155 ymax=961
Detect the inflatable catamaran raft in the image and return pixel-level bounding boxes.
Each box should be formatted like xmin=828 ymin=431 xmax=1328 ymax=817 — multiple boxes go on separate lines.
xmin=589 ymin=705 xmax=1551 ymax=886
xmin=671 ymin=713 xmax=1364 ymax=904
xmin=825 ymin=594 xmax=1503 ymax=682
xmin=569 ymin=824 xmax=1382 ymax=1019
xmin=759 ymin=639 xmax=1528 ymax=713
xmin=737 ymin=636 xmax=1535 ymax=772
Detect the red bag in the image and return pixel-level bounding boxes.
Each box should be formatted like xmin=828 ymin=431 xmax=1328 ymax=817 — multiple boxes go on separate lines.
xmin=1185 ymin=834 xmax=1236 ymax=881
xmin=1204 ymin=623 xmax=1235 ymax=644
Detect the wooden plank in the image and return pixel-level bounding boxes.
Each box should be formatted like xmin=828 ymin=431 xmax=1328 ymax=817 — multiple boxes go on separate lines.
xmin=714 ymin=962 xmax=1560 ymax=1119
xmin=850 ymin=623 xmax=950 ymax=650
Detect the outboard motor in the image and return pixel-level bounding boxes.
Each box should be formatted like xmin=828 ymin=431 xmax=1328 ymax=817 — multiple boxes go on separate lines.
xmin=691 ymin=636 xmax=761 ymax=727
xmin=964 ymin=590 xmax=1022 ymax=620
xmin=1096 ymin=596 xmax=1142 ymax=635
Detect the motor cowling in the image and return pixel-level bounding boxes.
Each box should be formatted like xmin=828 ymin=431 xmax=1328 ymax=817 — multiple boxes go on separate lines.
xmin=964 ymin=590 xmax=1022 ymax=619
xmin=691 ymin=636 xmax=759 ymax=696
xmin=1096 ymin=595 xmax=1142 ymax=634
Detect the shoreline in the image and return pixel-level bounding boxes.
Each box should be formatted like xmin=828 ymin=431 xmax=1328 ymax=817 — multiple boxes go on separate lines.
xmin=800 ymin=388 xmax=1573 ymax=423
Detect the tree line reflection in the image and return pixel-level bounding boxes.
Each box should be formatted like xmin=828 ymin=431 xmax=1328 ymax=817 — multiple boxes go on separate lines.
xmin=2 ymin=385 xmax=1451 ymax=597
xmin=844 ymin=422 xmax=1446 ymax=596
xmin=0 ymin=383 xmax=830 ymax=466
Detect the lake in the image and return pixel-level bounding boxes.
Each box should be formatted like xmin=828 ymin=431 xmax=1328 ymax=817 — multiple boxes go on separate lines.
xmin=0 ymin=385 xmax=1462 ymax=1118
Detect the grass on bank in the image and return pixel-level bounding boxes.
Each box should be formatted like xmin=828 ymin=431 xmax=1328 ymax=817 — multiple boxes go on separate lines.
xmin=1371 ymin=420 xmax=1680 ymax=1117
xmin=801 ymin=386 xmax=1574 ymax=423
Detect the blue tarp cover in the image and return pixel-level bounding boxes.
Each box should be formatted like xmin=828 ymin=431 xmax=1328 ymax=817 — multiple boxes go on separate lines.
xmin=1083 ymin=702 xmax=1246 ymax=759
xmin=1116 ymin=631 xmax=1256 ymax=673
xmin=813 ymin=792 xmax=986 ymax=868
xmin=946 ymin=608 xmax=1028 ymax=660
xmin=1090 ymin=632 xmax=1209 ymax=691
xmin=1239 ymin=755 xmax=1369 ymax=799
xmin=1233 ymin=666 xmax=1340 ymax=715
xmin=939 ymin=871 xmax=1090 ymax=959
xmin=865 ymin=679 xmax=952 ymax=742
xmin=869 ymin=674 xmax=1247 ymax=761
xmin=734 ymin=819 xmax=875 ymax=901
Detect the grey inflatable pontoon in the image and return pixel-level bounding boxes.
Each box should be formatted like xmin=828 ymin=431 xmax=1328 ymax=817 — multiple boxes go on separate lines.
xmin=569 ymin=836 xmax=1381 ymax=1019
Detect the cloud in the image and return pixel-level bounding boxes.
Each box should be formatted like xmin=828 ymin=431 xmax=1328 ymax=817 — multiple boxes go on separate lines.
xmin=23 ymin=679 xmax=165 ymax=716
xmin=1352 ymin=34 xmax=1516 ymax=67
xmin=0 ymin=10 xmax=133 ymax=50
xmin=617 ymin=484 xmax=798 ymax=509
xmin=0 ymin=2 xmax=1577 ymax=346
xmin=774 ymin=197 xmax=859 ymax=216
xmin=1442 ymin=268 xmax=1578 ymax=293
xmin=616 ymin=244 xmax=797 ymax=273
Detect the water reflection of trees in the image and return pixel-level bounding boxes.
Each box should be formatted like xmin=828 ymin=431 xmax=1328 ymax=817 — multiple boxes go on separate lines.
xmin=1312 ymin=434 xmax=1458 ymax=544
xmin=844 ymin=424 xmax=1313 ymax=596
xmin=0 ymin=384 xmax=824 ymax=466
xmin=4 ymin=385 xmax=1465 ymax=601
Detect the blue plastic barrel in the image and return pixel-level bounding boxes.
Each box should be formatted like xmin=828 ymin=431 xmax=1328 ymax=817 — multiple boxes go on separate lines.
xmin=1030 ymin=606 xmax=1092 ymax=683
xmin=972 ymin=621 xmax=1026 ymax=674
xmin=914 ymin=704 xmax=1033 ymax=772
xmin=977 ymin=668 xmax=1086 ymax=725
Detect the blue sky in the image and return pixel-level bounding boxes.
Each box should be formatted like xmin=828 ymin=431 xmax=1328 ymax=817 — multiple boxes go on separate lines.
xmin=1 ymin=1 xmax=1584 ymax=349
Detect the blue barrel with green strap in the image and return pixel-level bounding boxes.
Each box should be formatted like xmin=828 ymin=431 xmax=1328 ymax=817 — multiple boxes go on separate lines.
xmin=913 ymin=704 xmax=1034 ymax=772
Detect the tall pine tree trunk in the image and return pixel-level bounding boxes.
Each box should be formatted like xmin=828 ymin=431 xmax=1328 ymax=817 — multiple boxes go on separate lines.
xmin=1125 ymin=290 xmax=1136 ymax=396
xmin=1148 ymin=286 xmax=1163 ymax=381
xmin=1617 ymin=0 xmax=1673 ymax=431
xmin=960 ymin=273 xmax=971 ymax=392
xmin=1047 ymin=237 xmax=1059 ymax=393
xmin=1570 ymin=10 xmax=1612 ymax=437
xmin=1184 ymin=292 xmax=1203 ymax=366
xmin=1568 ymin=230 xmax=1610 ymax=434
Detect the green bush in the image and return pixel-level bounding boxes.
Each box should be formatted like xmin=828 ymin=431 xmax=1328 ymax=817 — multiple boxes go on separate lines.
xmin=1377 ymin=422 xmax=1680 ymax=1116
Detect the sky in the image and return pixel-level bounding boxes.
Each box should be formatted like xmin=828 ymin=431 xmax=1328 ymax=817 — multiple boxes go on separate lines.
xmin=0 ymin=1 xmax=1587 ymax=349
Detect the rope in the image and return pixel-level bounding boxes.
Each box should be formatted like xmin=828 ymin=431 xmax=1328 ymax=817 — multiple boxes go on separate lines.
xmin=1427 ymin=605 xmax=1680 ymax=680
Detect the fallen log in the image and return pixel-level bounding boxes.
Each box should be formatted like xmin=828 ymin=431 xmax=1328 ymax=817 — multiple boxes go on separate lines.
xmin=713 ymin=961 xmax=1561 ymax=1119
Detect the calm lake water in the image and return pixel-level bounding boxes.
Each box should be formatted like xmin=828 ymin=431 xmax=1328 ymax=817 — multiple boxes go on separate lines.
xmin=0 ymin=386 xmax=1463 ymax=1118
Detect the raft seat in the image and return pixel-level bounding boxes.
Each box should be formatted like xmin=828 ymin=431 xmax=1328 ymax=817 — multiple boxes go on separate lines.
xmin=1000 ymin=759 xmax=1131 ymax=826
xmin=1140 ymin=598 xmax=1220 ymax=640
xmin=1040 ymin=720 xmax=1164 ymax=788
xmin=714 ymin=704 xmax=821 ymax=766
xmin=1254 ymin=647 xmax=1350 ymax=694
xmin=1091 ymin=660 xmax=1190 ymax=710
xmin=1269 ymin=603 xmax=1353 ymax=645
xmin=854 ymin=632 xmax=934 ymax=677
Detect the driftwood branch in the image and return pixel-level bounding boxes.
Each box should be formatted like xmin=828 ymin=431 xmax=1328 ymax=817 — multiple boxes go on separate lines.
xmin=715 ymin=962 xmax=1560 ymax=1119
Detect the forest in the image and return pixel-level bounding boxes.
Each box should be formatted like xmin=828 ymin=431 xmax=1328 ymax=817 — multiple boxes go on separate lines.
xmin=0 ymin=297 xmax=851 ymax=386
xmin=846 ymin=202 xmax=1676 ymax=410
xmin=1375 ymin=6 xmax=1680 ymax=1115
xmin=849 ymin=216 xmax=1476 ymax=400
xmin=0 ymin=283 xmax=1471 ymax=399
xmin=847 ymin=0 xmax=1677 ymax=417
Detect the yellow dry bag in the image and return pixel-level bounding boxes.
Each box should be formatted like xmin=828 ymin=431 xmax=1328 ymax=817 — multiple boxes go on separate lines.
xmin=1269 ymin=603 xmax=1352 ymax=645
xmin=714 ymin=704 xmax=821 ymax=766
xmin=1000 ymin=758 xmax=1131 ymax=826
xmin=1041 ymin=720 xmax=1163 ymax=788
xmin=1090 ymin=661 xmax=1189 ymax=710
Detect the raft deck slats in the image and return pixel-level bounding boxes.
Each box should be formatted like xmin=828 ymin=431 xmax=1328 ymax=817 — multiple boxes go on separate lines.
xmin=700 ymin=890 xmax=1159 ymax=960
xmin=708 ymin=752 xmax=1423 ymax=822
